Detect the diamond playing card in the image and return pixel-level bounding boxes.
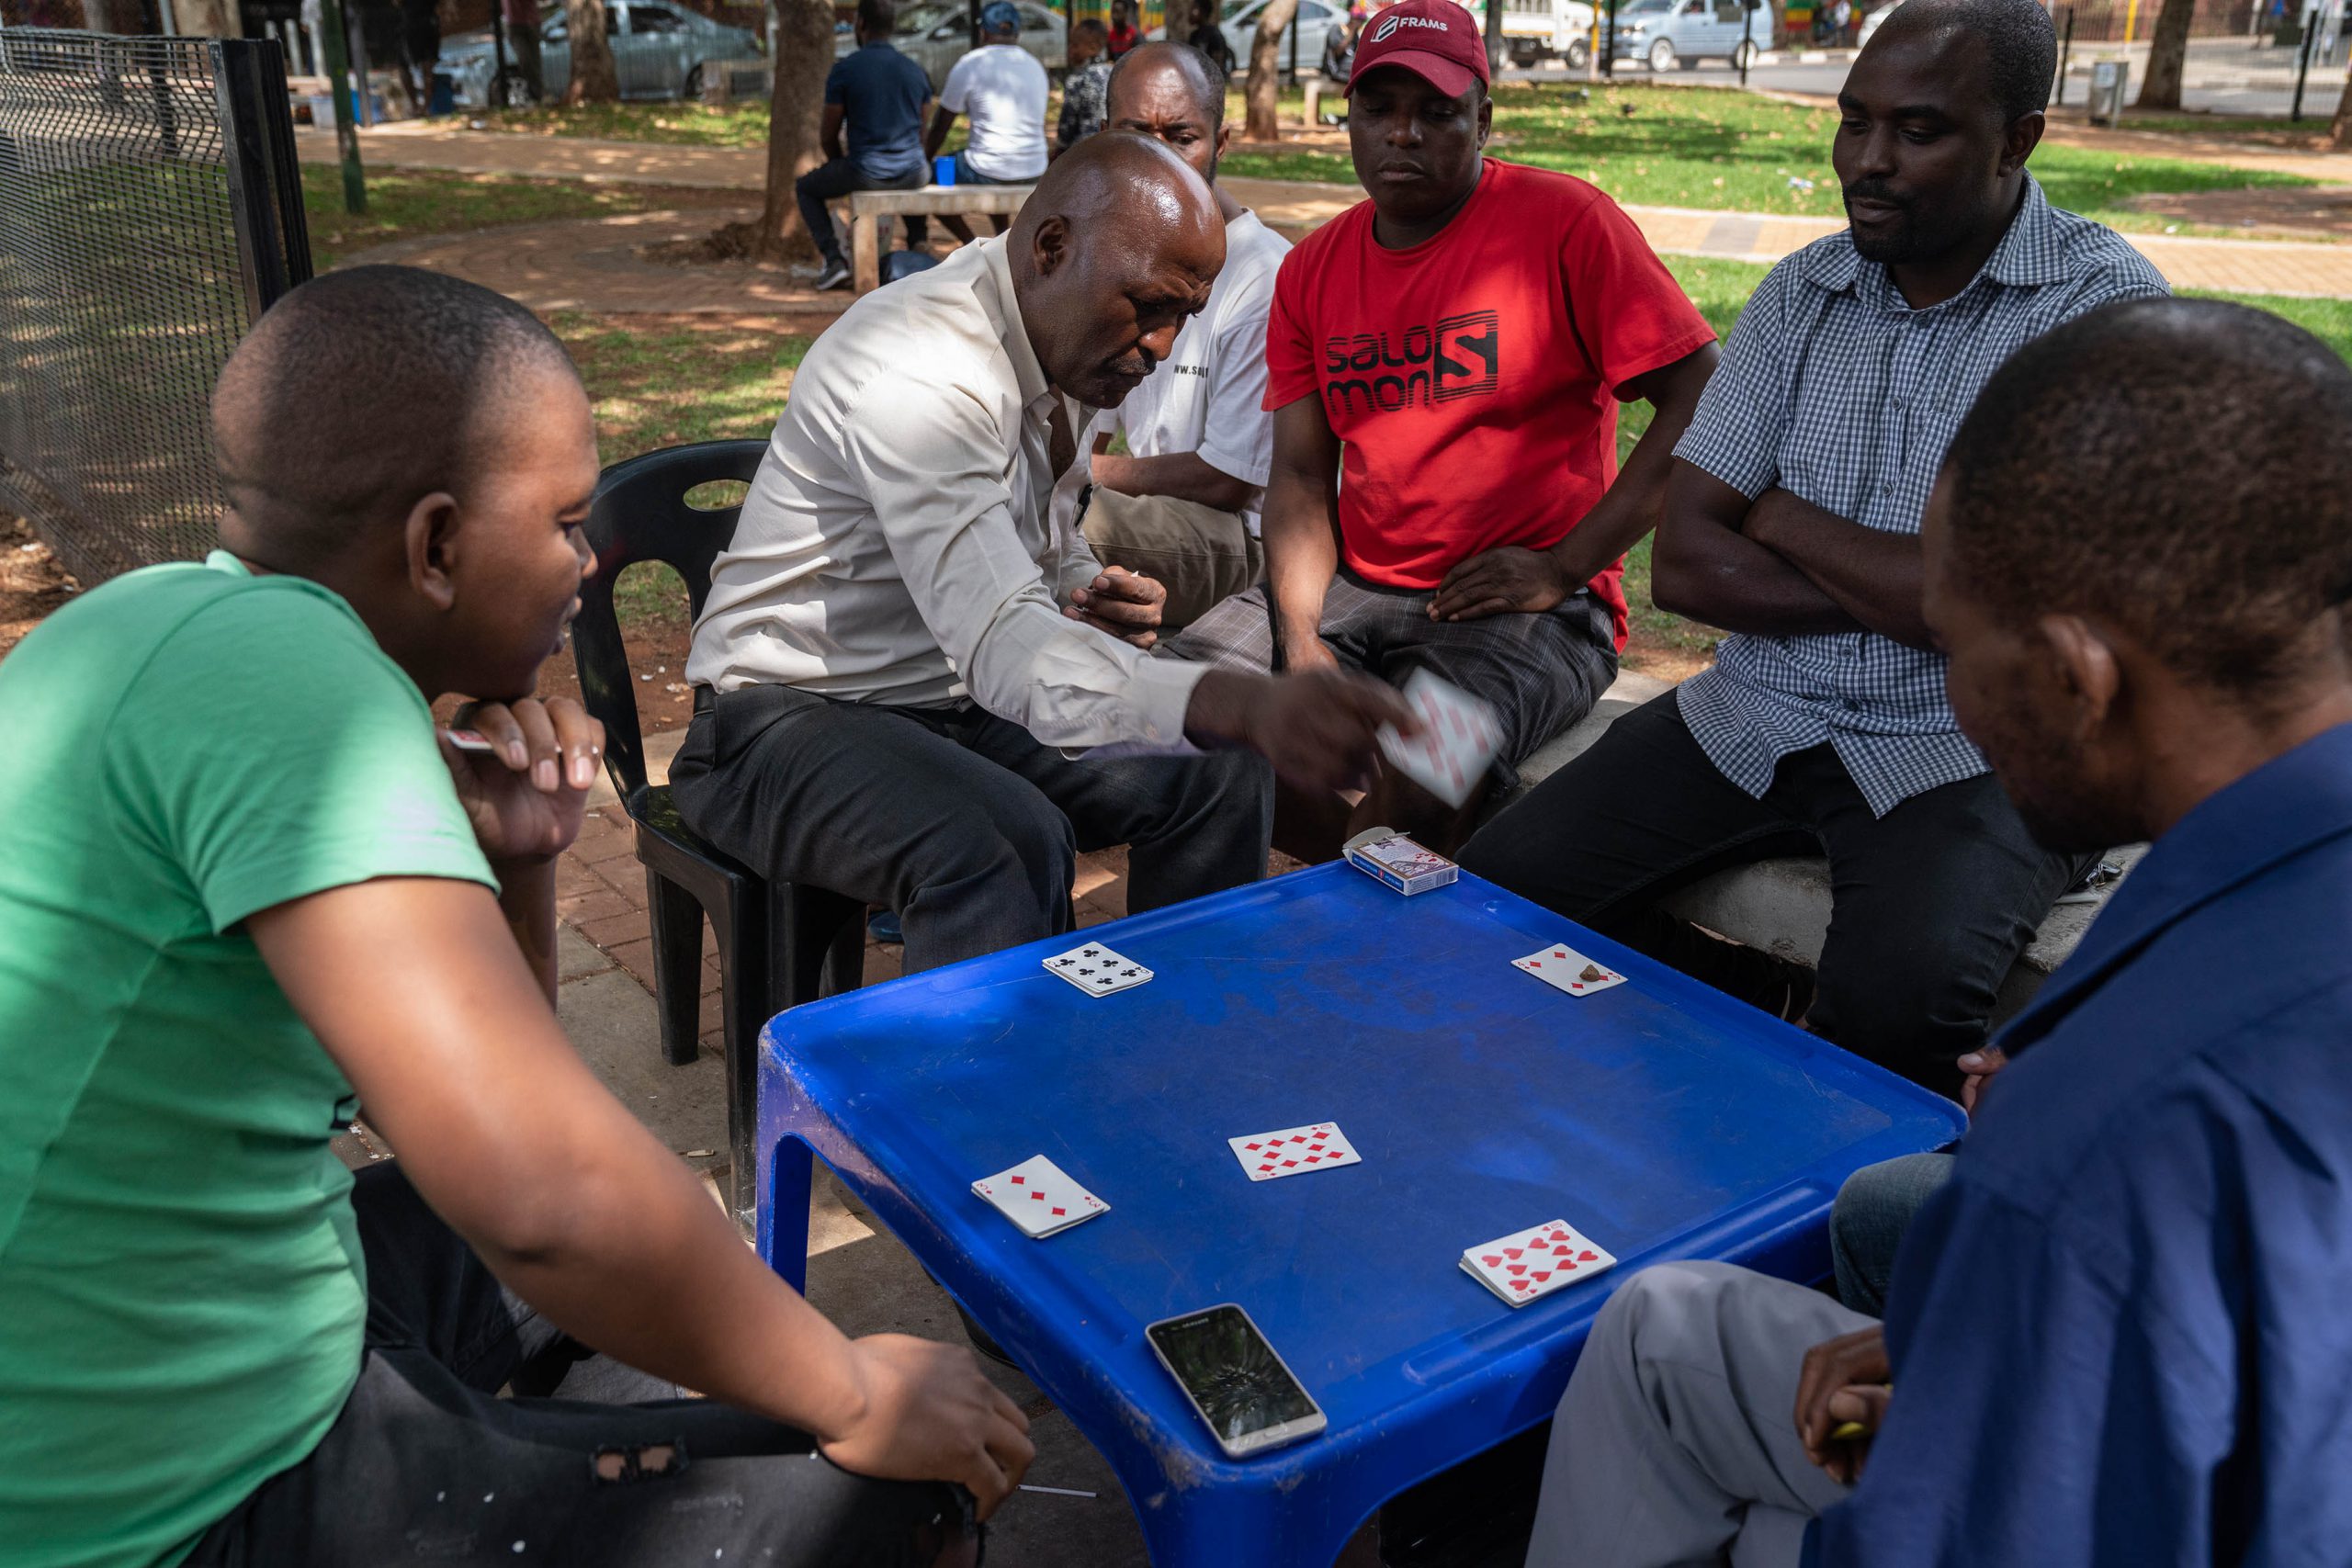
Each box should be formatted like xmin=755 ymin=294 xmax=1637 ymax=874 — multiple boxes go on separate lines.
xmin=1375 ymin=669 xmax=1504 ymax=809
xmin=1460 ymin=1219 xmax=1618 ymax=1307
xmin=971 ymin=1155 xmax=1109 ymax=1239
xmin=1227 ymin=1121 xmax=1363 ymax=1182
xmin=1043 ymin=941 xmax=1153 ymax=997
xmin=1510 ymin=942 xmax=1628 ymax=998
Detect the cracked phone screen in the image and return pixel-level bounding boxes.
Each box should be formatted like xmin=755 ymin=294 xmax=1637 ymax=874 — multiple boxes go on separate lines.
xmin=1150 ymin=1306 xmax=1317 ymax=1440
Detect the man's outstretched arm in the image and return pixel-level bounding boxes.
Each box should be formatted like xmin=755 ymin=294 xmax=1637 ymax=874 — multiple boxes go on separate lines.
xmin=249 ymin=878 xmax=1035 ymax=1514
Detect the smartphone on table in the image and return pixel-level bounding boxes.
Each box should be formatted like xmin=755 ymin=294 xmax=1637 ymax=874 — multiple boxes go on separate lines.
xmin=1146 ymin=1303 xmax=1327 ymax=1459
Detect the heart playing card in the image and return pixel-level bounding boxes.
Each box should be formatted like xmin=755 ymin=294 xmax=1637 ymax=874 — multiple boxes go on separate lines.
xmin=1460 ymin=1219 xmax=1618 ymax=1307
xmin=1376 ymin=669 xmax=1503 ymax=809
xmin=971 ymin=1155 xmax=1108 ymax=1239
xmin=1044 ymin=941 xmax=1153 ymax=997
xmin=1511 ymin=942 xmax=1627 ymax=998
xmin=1227 ymin=1121 xmax=1363 ymax=1182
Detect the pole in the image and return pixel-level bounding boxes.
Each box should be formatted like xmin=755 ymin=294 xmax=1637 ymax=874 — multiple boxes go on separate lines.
xmin=1287 ymin=0 xmax=1299 ymax=85
xmin=1483 ymin=0 xmax=1504 ymax=76
xmin=1604 ymin=0 xmax=1616 ymax=73
xmin=1737 ymin=0 xmax=1753 ymax=84
xmin=2053 ymin=4 xmax=2071 ymax=103
xmin=2292 ymin=2 xmax=2318 ymax=117
xmin=491 ymin=5 xmax=510 ymax=102
xmin=315 ymin=0 xmax=366 ymax=212
xmin=2122 ymin=0 xmax=2138 ymax=43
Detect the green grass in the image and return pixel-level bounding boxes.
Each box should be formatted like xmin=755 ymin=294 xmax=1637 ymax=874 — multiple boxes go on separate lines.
xmin=300 ymin=164 xmax=740 ymax=265
xmin=1217 ymin=82 xmax=2319 ymax=236
xmin=472 ymin=98 xmax=775 ymax=147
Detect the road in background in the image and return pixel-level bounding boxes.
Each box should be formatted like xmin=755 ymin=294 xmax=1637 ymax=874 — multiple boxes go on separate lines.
xmin=1508 ymin=33 xmax=2345 ymax=118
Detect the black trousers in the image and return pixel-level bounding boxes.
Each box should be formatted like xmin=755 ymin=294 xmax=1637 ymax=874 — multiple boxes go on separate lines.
xmin=187 ymin=1165 xmax=973 ymax=1567
xmin=671 ymin=684 xmax=1274 ymax=976
xmin=1457 ymin=691 xmax=2089 ymax=1093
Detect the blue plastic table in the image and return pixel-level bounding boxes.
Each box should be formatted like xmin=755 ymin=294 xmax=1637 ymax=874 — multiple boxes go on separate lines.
xmin=755 ymin=865 xmax=1962 ymax=1567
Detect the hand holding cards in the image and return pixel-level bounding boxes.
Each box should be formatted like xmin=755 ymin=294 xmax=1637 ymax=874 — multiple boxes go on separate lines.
xmin=1376 ymin=670 xmax=1503 ymax=808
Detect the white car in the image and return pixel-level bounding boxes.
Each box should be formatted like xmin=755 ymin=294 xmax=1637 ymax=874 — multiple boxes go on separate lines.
xmin=1216 ymin=0 xmax=1347 ymax=74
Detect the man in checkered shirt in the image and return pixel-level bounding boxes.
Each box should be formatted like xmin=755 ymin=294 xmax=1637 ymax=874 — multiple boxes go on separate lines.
xmin=1462 ymin=0 xmax=2167 ymax=1093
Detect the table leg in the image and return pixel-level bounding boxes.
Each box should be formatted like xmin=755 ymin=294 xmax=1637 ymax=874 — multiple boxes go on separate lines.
xmin=850 ymin=212 xmax=880 ymax=294
xmin=757 ymin=1131 xmax=816 ymax=1294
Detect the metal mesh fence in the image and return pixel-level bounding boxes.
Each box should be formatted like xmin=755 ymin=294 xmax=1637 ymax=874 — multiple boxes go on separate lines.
xmin=0 ymin=28 xmax=308 ymax=585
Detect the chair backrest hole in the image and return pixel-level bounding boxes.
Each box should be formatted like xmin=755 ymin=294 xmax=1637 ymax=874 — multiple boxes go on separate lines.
xmin=683 ymin=479 xmax=750 ymax=512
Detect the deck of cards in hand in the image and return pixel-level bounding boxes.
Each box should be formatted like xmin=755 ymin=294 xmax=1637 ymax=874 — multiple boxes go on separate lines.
xmin=1376 ymin=669 xmax=1504 ymax=809
xmin=1460 ymin=1219 xmax=1617 ymax=1306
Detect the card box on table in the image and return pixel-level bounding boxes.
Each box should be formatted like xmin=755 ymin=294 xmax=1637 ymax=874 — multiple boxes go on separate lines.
xmin=1344 ymin=830 xmax=1458 ymax=897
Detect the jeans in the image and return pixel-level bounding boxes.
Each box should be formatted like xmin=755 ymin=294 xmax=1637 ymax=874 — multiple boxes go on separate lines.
xmin=187 ymin=1165 xmax=974 ymax=1567
xmin=1457 ymin=690 xmax=2092 ymax=1093
xmin=669 ymin=684 xmax=1274 ymax=976
xmin=1829 ymin=1152 xmax=1955 ymax=1315
xmin=1527 ymin=1262 xmax=1871 ymax=1568
xmin=795 ymin=156 xmax=928 ymax=267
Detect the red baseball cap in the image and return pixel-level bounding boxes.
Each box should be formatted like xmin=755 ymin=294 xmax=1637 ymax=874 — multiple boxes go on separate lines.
xmin=1347 ymin=0 xmax=1490 ymax=98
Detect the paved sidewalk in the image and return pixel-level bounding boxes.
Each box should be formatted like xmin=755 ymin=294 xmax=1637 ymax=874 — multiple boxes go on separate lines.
xmin=310 ymin=125 xmax=2352 ymax=298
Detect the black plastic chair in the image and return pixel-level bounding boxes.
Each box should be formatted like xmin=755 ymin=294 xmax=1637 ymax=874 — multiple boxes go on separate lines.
xmin=572 ymin=440 xmax=865 ymax=1223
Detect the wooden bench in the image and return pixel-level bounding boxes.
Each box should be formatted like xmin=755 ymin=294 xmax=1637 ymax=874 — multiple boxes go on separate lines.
xmin=1491 ymin=671 xmax=2142 ymax=1027
xmin=844 ymin=184 xmax=1035 ymax=293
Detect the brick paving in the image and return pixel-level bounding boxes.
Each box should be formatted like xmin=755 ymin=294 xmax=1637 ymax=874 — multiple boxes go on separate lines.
xmin=557 ymin=747 xmax=1139 ymax=1055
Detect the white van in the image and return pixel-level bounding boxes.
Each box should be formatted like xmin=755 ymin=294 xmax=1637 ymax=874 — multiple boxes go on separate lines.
xmin=1498 ymin=0 xmax=1600 ymax=68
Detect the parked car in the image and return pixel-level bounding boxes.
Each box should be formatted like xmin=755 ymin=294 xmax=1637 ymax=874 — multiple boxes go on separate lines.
xmin=1214 ymin=0 xmax=1346 ymax=75
xmin=445 ymin=1 xmax=761 ymax=107
xmin=833 ymin=2 xmax=1067 ymax=93
xmin=1607 ymin=0 xmax=1770 ymax=70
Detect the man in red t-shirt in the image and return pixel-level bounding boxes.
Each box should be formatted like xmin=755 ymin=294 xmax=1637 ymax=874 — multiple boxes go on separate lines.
xmin=1164 ymin=0 xmax=1717 ymax=852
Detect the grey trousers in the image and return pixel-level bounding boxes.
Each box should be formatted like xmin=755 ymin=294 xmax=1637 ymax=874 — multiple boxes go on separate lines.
xmin=1527 ymin=1263 xmax=1871 ymax=1568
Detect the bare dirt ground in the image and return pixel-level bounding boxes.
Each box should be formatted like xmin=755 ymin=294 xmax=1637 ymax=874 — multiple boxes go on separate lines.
xmin=0 ymin=515 xmax=78 ymax=662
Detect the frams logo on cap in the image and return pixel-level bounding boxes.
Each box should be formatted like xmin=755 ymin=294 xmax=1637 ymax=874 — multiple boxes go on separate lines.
xmin=1371 ymin=12 xmax=1450 ymax=39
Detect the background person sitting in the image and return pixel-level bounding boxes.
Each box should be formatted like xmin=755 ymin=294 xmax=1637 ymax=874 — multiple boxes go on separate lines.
xmin=803 ymin=0 xmax=935 ymax=292
xmin=926 ymin=0 xmax=1049 ymax=243
xmin=1049 ymin=40 xmax=1289 ymax=632
xmin=1163 ymin=0 xmax=1719 ymax=855
xmin=1056 ymin=18 xmax=1115 ymax=156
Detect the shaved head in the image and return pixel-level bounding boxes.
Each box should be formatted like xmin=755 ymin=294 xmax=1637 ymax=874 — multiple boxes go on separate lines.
xmin=1010 ymin=131 xmax=1224 ymax=407
xmin=1108 ymin=39 xmax=1227 ymax=124
xmin=212 ymin=265 xmax=576 ymax=569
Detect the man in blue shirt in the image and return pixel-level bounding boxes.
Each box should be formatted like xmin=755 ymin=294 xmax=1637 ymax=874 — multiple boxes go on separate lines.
xmin=1458 ymin=0 xmax=2166 ymax=1091
xmin=802 ymin=0 xmax=933 ymax=291
xmin=1525 ymin=298 xmax=2352 ymax=1566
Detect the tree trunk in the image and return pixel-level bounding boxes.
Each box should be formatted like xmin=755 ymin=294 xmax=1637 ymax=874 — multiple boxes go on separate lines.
xmin=705 ymin=0 xmax=830 ymax=263
xmin=561 ymin=0 xmax=617 ymax=104
xmin=1243 ymin=0 xmax=1299 ymax=142
xmin=2334 ymin=62 xmax=2352 ymax=147
xmin=2133 ymin=0 xmax=2197 ymax=109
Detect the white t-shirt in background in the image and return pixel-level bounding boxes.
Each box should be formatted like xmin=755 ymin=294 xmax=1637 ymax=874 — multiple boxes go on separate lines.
xmin=1090 ymin=209 xmax=1292 ymax=536
xmin=942 ymin=45 xmax=1049 ymax=181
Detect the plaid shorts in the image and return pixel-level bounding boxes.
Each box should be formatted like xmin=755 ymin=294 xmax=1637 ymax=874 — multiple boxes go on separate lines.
xmin=1161 ymin=570 xmax=1619 ymax=786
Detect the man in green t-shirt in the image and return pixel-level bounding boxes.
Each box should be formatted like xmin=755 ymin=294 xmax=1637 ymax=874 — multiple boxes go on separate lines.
xmin=0 ymin=266 xmax=1030 ymax=1568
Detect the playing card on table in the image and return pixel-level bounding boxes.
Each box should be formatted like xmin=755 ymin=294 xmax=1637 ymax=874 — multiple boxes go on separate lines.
xmin=1043 ymin=941 xmax=1153 ymax=997
xmin=1510 ymin=942 xmax=1628 ymax=998
xmin=971 ymin=1155 xmax=1109 ymax=1238
xmin=1376 ymin=669 xmax=1503 ymax=809
xmin=1460 ymin=1219 xmax=1618 ymax=1307
xmin=1227 ymin=1121 xmax=1363 ymax=1182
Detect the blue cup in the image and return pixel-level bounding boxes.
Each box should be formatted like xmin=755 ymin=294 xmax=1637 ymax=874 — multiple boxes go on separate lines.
xmin=933 ymin=152 xmax=957 ymax=186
